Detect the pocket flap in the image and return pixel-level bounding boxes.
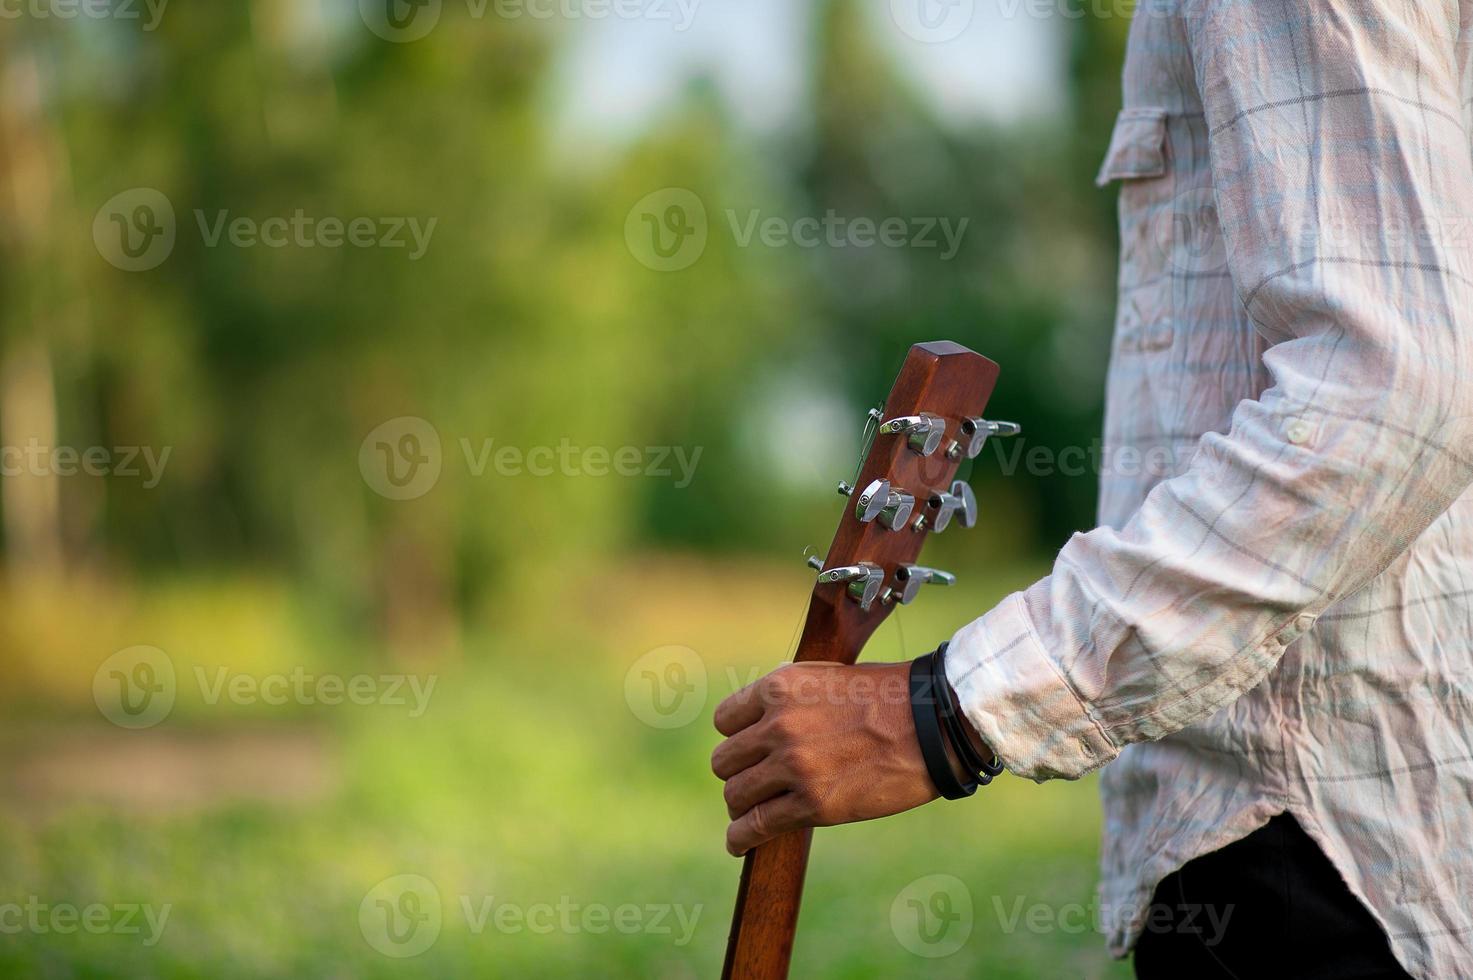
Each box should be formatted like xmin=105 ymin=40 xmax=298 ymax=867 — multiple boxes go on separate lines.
xmin=1095 ymin=108 xmax=1169 ymax=187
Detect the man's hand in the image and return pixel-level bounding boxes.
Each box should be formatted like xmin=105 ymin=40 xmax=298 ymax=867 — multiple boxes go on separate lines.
xmin=711 ymin=661 xmax=946 ymax=857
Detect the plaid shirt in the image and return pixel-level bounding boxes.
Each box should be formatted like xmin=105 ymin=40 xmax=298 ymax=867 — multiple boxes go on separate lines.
xmin=945 ymin=2 xmax=1473 ymax=975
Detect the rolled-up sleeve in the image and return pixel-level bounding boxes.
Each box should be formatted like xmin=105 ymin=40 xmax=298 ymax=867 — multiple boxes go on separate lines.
xmin=948 ymin=0 xmax=1473 ymax=781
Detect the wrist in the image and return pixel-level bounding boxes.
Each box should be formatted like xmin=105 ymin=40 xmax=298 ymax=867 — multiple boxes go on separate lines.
xmin=942 ymin=682 xmax=995 ymax=784
xmin=945 ymin=683 xmax=995 ymax=768
xmin=932 ymin=643 xmax=1003 ymax=786
xmin=910 ymin=653 xmax=976 ymax=799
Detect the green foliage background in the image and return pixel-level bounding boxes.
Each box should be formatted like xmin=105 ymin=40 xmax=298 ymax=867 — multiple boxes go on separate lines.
xmin=0 ymin=1 xmax=1132 ymax=975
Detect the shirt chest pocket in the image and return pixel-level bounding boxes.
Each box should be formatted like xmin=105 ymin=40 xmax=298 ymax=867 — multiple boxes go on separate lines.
xmin=1097 ymin=107 xmax=1176 ymax=356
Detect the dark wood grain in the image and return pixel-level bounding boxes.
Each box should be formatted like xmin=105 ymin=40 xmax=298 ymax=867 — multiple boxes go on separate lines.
xmin=721 ymin=341 xmax=1000 ymax=980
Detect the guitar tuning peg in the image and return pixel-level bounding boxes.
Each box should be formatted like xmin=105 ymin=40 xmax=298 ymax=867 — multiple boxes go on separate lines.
xmin=891 ymin=564 xmax=957 ymax=605
xmin=951 ymin=418 xmax=1022 ymax=460
xmin=928 ymin=479 xmax=977 ymax=532
xmin=854 ymin=478 xmax=915 ymax=530
xmin=817 ymin=562 xmax=886 ymax=611
xmin=878 ymin=413 xmax=946 ymax=456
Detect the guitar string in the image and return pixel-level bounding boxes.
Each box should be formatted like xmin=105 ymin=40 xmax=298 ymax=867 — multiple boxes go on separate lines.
xmin=785 ymin=403 xmax=882 ymax=664
xmin=798 ymin=405 xmax=982 ymax=668
xmin=783 ymin=582 xmax=811 ymax=662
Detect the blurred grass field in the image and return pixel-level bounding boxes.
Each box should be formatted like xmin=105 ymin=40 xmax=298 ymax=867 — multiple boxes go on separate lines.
xmin=0 ymin=556 xmax=1130 ymax=978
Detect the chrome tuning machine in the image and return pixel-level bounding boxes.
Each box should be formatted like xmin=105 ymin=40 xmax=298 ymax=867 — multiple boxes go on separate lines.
xmin=854 ymin=478 xmax=915 ymax=530
xmin=817 ymin=563 xmax=886 ymax=611
xmin=928 ymin=480 xmax=977 ymax=532
xmin=890 ymin=564 xmax=956 ymax=605
xmin=879 ymin=413 xmax=946 ymax=456
xmin=951 ymin=418 xmax=1021 ymax=460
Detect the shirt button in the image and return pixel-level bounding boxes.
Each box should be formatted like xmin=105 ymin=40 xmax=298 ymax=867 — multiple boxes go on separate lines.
xmin=1285 ymin=418 xmax=1312 ymax=444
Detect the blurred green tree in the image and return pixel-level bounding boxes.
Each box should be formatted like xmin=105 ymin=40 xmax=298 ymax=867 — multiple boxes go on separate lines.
xmin=0 ymin=0 xmax=1129 ymax=648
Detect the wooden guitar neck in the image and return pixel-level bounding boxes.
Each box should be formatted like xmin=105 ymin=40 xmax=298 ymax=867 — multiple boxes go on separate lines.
xmin=720 ymin=341 xmax=1001 ymax=979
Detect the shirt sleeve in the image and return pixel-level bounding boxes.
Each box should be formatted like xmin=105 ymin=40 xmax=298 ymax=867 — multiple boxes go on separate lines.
xmin=947 ymin=0 xmax=1473 ymax=781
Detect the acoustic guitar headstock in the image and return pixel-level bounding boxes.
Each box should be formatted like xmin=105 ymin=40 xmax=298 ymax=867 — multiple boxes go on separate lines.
xmin=795 ymin=341 xmax=1017 ymax=664
xmin=721 ymin=340 xmax=1018 ymax=980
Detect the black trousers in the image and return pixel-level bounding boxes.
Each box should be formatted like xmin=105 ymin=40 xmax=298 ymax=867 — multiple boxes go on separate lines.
xmin=1133 ymin=813 xmax=1410 ymax=979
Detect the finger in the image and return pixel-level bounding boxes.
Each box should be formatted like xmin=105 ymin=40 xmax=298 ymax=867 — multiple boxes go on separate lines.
xmin=713 ymin=681 xmax=766 ymax=737
xmin=726 ymin=793 xmax=807 ymax=857
xmin=722 ymin=758 xmax=789 ymax=820
xmin=710 ymin=725 xmax=771 ymax=781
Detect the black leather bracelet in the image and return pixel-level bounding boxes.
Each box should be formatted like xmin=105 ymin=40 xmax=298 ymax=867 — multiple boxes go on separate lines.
xmin=910 ymin=653 xmax=977 ymax=800
xmin=933 ymin=642 xmax=1005 ymax=784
